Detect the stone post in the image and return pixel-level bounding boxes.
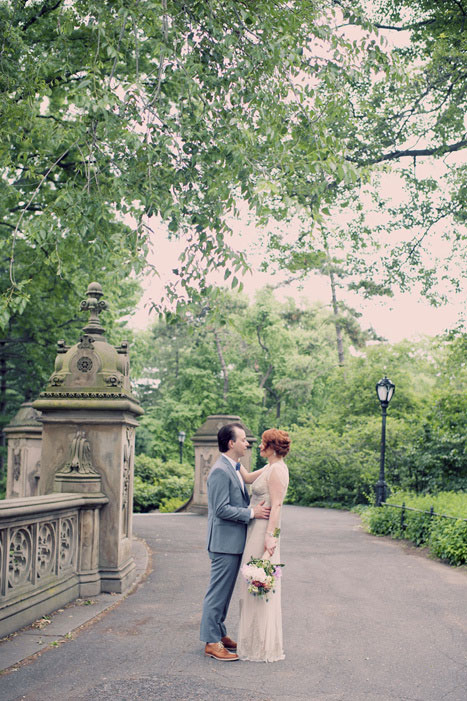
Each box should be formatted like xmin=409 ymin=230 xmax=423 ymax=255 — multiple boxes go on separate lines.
xmin=33 ymin=282 xmax=144 ymax=594
xmin=4 ymin=403 xmax=42 ymax=498
xmin=189 ymin=414 xmax=256 ymax=514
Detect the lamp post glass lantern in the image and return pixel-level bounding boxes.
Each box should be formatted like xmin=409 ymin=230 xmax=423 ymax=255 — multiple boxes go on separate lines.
xmin=375 ymin=377 xmax=395 ymax=506
xmin=178 ymin=430 xmax=186 ymax=464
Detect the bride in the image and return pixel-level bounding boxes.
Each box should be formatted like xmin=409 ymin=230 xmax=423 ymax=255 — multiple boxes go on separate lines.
xmin=237 ymin=428 xmax=290 ymax=662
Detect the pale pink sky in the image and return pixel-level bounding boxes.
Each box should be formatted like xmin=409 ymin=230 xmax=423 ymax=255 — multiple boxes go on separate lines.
xmin=128 ymin=217 xmax=465 ymax=343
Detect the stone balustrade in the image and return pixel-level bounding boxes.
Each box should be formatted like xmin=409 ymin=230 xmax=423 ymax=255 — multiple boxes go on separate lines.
xmin=0 ymin=492 xmax=108 ymax=638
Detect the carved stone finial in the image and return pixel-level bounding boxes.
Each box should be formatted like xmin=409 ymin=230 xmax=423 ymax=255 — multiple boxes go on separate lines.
xmin=80 ymin=282 xmax=108 ymax=336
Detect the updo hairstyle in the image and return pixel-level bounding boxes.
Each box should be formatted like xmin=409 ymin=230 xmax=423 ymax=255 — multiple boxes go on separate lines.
xmin=261 ymin=428 xmax=291 ymax=457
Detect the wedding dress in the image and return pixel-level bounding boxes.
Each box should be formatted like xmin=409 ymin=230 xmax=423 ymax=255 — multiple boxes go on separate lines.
xmin=237 ymin=460 xmax=289 ymax=662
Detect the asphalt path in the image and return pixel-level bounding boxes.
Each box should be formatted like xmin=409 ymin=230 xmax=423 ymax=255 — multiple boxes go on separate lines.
xmin=0 ymin=506 xmax=466 ymax=701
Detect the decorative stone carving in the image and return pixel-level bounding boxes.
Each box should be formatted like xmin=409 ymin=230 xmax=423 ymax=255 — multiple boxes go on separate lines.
xmin=77 ymin=335 xmax=95 ymax=350
xmin=59 ymin=517 xmax=76 ymax=570
xmin=40 ymin=391 xmax=125 ymax=399
xmin=199 ymin=453 xmax=213 ymax=495
xmin=50 ymin=374 xmax=65 ymax=386
xmin=58 ymin=430 xmax=99 ymax=476
xmin=122 ymin=427 xmax=134 ymax=536
xmin=105 ymin=374 xmax=122 ymax=387
xmin=12 ymin=449 xmax=21 ymax=481
xmin=37 ymin=522 xmax=56 ymax=579
xmin=8 ymin=527 xmax=33 ymax=588
xmin=77 ymin=357 xmax=94 ymax=373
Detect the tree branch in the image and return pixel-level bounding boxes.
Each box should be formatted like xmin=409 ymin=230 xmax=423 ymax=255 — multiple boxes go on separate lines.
xmin=351 ymin=138 xmax=467 ymax=165
xmin=22 ymin=0 xmax=64 ymax=31
xmin=212 ymin=328 xmax=229 ymax=402
xmin=373 ymin=19 xmax=437 ymax=32
xmin=259 ymin=364 xmax=273 ymax=390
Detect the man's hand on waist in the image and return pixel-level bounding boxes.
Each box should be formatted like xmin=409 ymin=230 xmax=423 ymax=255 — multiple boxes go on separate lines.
xmin=252 ymin=500 xmax=271 ymax=519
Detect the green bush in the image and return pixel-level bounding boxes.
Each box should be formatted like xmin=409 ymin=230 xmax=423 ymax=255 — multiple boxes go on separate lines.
xmin=159 ymin=496 xmax=187 ymax=512
xmin=133 ymin=455 xmax=193 ymax=513
xmin=363 ymin=504 xmax=402 ymax=537
xmin=363 ymin=491 xmax=467 ymax=566
xmin=133 ymin=476 xmax=163 ymax=513
xmin=134 ymin=455 xmax=193 ymax=482
xmin=429 ymin=519 xmax=467 ymax=566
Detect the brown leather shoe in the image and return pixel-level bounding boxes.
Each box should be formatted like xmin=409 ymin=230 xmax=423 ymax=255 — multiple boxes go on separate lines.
xmin=205 ymin=642 xmax=239 ymax=661
xmin=221 ymin=635 xmax=237 ymax=651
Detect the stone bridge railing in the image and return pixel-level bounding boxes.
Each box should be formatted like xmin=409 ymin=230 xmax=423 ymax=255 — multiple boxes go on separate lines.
xmin=0 ymin=492 xmax=107 ymax=638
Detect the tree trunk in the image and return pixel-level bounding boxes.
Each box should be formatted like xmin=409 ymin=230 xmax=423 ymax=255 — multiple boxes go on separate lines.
xmin=323 ymin=236 xmax=345 ymax=366
xmin=329 ymin=266 xmax=345 ymax=366
xmin=213 ymin=329 xmax=229 ymax=403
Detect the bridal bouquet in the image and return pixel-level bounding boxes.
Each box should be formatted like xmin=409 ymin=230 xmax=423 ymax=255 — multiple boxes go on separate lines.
xmin=241 ymin=557 xmax=284 ymax=601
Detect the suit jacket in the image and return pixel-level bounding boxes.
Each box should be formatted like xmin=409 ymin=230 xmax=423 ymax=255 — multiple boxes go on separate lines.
xmin=206 ymin=454 xmax=252 ymax=554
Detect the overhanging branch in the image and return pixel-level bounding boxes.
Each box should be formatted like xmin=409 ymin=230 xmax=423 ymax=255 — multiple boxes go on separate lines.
xmin=350 ymin=138 xmax=467 ymax=166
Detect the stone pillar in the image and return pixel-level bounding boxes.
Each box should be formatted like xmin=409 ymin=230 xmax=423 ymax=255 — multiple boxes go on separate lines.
xmin=189 ymin=414 xmax=256 ymax=514
xmin=4 ymin=403 xmax=42 ymax=498
xmin=77 ymin=498 xmax=105 ymax=596
xmin=33 ymin=282 xmax=143 ymax=594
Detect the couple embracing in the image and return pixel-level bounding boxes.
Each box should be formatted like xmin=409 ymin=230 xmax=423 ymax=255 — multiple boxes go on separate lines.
xmin=200 ymin=422 xmax=290 ymax=663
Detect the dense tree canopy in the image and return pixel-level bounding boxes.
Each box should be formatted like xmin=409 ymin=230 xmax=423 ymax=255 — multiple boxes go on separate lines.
xmin=3 ymin=0 xmax=465 ymax=320
xmin=1 ymin=0 xmax=370 ymax=322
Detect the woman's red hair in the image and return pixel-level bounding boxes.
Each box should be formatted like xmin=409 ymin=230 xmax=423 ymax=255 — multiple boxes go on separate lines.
xmin=262 ymin=428 xmax=291 ymax=457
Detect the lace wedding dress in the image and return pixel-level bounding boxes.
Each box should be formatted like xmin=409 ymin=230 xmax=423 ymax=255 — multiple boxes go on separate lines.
xmin=237 ymin=461 xmax=289 ymax=662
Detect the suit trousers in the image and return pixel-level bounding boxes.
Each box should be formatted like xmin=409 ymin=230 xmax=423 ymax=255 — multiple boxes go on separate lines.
xmin=200 ymin=551 xmax=242 ymax=643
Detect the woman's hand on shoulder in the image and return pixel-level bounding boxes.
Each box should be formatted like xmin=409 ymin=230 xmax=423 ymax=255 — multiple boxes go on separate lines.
xmin=239 ymin=464 xmax=266 ymax=484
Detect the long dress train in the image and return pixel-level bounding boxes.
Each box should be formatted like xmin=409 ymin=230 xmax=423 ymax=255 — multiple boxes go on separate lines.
xmin=237 ymin=461 xmax=289 ymax=662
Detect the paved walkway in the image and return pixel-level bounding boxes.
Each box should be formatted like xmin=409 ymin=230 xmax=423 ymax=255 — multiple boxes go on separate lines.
xmin=0 ymin=506 xmax=466 ymax=701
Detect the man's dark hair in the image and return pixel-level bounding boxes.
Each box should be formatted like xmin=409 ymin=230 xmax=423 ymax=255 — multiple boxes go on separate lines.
xmin=218 ymin=423 xmax=245 ymax=453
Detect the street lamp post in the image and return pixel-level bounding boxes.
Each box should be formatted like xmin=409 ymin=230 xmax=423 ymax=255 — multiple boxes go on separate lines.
xmin=375 ymin=376 xmax=395 ymax=506
xmin=178 ymin=430 xmax=186 ymax=464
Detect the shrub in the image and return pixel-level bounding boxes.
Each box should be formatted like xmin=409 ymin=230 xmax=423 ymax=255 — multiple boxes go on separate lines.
xmin=363 ymin=504 xmax=402 ymax=537
xmin=133 ymin=455 xmax=194 ymax=513
xmin=428 ymin=519 xmax=467 ymax=566
xmin=133 ymin=476 xmax=162 ymax=513
xmin=362 ymin=491 xmax=467 ymax=566
xmin=134 ymin=455 xmax=193 ymax=482
xmin=159 ymin=496 xmax=187 ymax=513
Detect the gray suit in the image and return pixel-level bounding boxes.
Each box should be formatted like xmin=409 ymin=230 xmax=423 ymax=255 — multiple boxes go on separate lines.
xmin=200 ymin=454 xmax=252 ymax=643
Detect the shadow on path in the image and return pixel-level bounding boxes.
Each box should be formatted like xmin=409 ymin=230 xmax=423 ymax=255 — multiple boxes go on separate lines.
xmin=0 ymin=506 xmax=466 ymax=701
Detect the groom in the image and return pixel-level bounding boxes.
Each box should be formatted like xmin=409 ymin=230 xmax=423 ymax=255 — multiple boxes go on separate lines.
xmin=200 ymin=422 xmax=270 ymax=661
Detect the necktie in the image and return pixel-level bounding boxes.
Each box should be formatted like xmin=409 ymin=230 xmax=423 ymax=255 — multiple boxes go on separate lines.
xmin=235 ymin=462 xmax=241 ymax=471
